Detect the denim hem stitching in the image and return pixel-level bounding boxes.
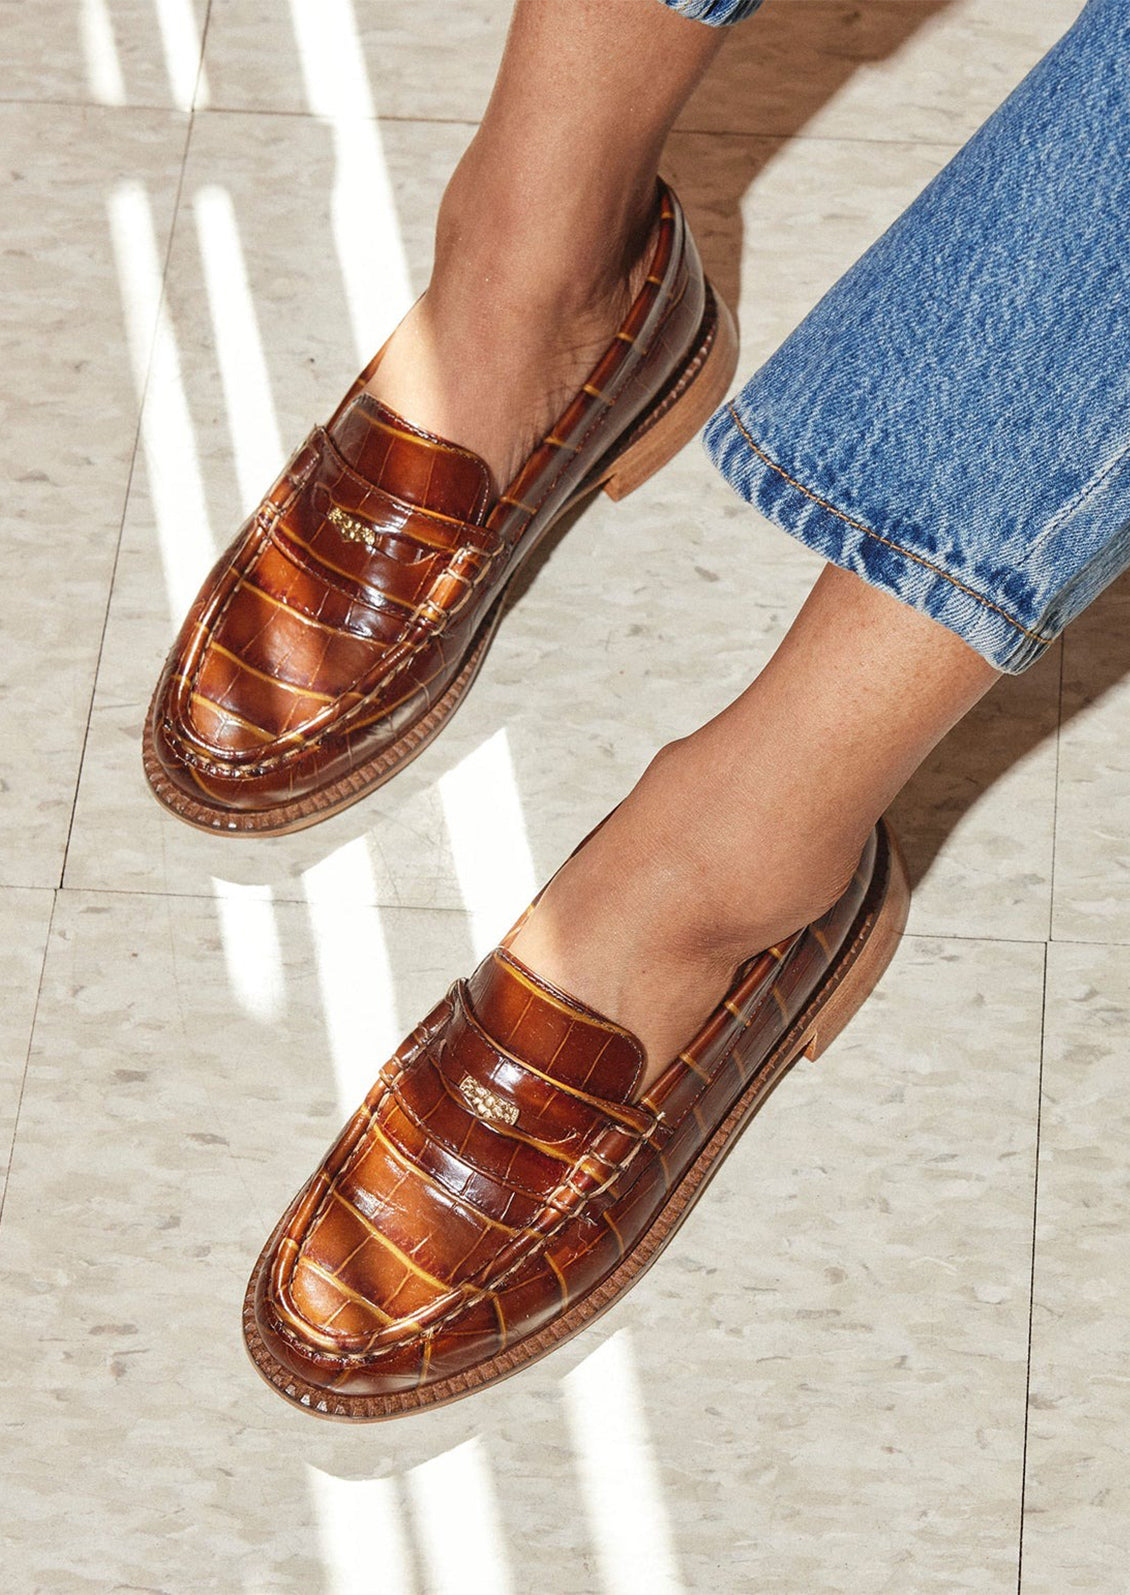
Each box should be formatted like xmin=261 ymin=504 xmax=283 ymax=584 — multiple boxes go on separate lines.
xmin=723 ymin=404 xmax=1055 ymax=648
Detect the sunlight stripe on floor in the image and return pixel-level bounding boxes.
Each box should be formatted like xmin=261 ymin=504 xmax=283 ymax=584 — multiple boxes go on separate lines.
xmin=306 ymin=1466 xmax=413 ymax=1595
xmin=407 ymin=1438 xmax=515 ymax=1595
xmin=286 ymin=0 xmax=375 ymax=117
xmin=439 ymin=729 xmax=539 ymax=958
xmin=107 ymin=178 xmax=216 ymax=619
xmin=151 ymin=0 xmax=209 ymax=108
xmin=564 ymin=1329 xmax=685 ymax=1594
xmin=286 ymin=0 xmax=413 ymax=362
xmin=303 ymin=837 xmax=401 ymax=1113
xmin=193 ymin=185 xmax=284 ymax=512
xmin=210 ymin=879 xmax=285 ymax=1025
xmin=79 ymin=0 xmax=126 ymax=105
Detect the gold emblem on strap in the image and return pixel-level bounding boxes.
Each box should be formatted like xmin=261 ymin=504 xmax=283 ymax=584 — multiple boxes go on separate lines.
xmin=458 ymin=1075 xmax=519 ymax=1128
xmin=327 ymin=503 xmax=379 ymax=550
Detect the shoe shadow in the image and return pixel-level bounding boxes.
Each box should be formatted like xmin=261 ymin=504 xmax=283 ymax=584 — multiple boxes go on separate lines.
xmin=667 ymin=0 xmax=955 ymax=318
xmin=892 ymin=563 xmax=1130 ymax=900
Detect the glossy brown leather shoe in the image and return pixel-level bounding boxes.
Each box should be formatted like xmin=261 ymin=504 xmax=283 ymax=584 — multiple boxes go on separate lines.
xmin=243 ymin=819 xmax=909 ymax=1420
xmin=143 ymin=183 xmax=737 ymax=834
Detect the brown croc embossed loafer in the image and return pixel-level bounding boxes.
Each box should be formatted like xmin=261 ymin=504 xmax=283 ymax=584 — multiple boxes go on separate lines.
xmin=243 ymin=818 xmax=909 ymax=1420
xmin=143 ymin=183 xmax=737 ymax=835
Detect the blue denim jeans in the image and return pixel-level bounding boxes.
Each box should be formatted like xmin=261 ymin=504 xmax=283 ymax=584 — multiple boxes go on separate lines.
xmin=662 ymin=0 xmax=764 ymax=22
xmin=661 ymin=0 xmax=1127 ymax=672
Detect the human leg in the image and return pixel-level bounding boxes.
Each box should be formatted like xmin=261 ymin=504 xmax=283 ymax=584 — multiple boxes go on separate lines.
xmin=705 ymin=0 xmax=1130 ymax=674
xmin=370 ymin=0 xmax=730 ymax=490
xmin=510 ymin=0 xmax=1130 ymax=1089
xmin=510 ymin=565 xmax=997 ymax=1093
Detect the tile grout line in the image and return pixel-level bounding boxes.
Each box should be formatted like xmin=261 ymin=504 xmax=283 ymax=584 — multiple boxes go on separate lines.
xmin=54 ymin=6 xmax=215 ymax=893
xmin=1015 ymin=937 xmax=1049 ymax=1595
xmin=1016 ymin=618 xmax=1065 ymax=1591
xmin=10 ymin=871 xmax=1082 ymax=951
xmin=36 ymin=862 xmax=1130 ymax=947
xmin=0 ymin=92 xmax=967 ymax=153
xmin=1015 ymin=626 xmax=1063 ymax=1585
xmin=0 ymin=889 xmax=58 ymax=1231
xmin=1045 ymin=638 xmax=1066 ymax=943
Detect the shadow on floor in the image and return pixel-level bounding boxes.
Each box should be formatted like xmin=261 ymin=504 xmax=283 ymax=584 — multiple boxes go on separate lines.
xmin=894 ymin=563 xmax=1130 ymax=895
xmin=672 ymin=0 xmax=954 ymax=314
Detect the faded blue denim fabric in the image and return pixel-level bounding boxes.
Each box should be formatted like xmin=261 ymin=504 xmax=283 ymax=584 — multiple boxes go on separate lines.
xmin=704 ymin=0 xmax=1127 ymax=672
xmin=658 ymin=0 xmax=764 ymax=24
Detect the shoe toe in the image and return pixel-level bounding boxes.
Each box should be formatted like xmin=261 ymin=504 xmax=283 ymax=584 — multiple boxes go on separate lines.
xmin=252 ymin=1181 xmax=459 ymax=1403
xmin=145 ymin=538 xmax=392 ymax=822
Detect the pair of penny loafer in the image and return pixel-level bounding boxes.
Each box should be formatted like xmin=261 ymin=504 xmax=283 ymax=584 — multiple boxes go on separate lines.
xmin=145 ymin=183 xmax=909 ymax=1419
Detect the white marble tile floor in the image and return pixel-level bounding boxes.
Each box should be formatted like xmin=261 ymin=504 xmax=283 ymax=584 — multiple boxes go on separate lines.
xmin=0 ymin=3 xmax=1119 ymax=1592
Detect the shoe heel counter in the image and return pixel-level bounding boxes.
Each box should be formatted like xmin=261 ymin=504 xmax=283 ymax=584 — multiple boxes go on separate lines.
xmin=801 ymin=823 xmax=909 ymax=1061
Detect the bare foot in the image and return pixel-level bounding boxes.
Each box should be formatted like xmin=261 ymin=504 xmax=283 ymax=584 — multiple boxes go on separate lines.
xmin=508 ymin=738 xmax=863 ymax=1097
xmin=364 ymin=154 xmax=659 ymax=494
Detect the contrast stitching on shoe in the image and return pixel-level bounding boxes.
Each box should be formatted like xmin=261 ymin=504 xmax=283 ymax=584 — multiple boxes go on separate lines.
xmin=171 ymin=424 xmax=494 ymax=770
xmin=238 ymin=200 xmax=689 ymax=767
xmin=188 ymin=692 xmax=280 ymax=745
xmin=530 ymin=267 xmax=693 ymax=513
xmin=384 ymin=1074 xmax=570 ymax=1198
xmin=155 ymin=626 xmax=485 ymax=803
xmin=273 ymin=879 xmax=870 ymax=1368
xmin=456 ymin=996 xmax=648 ymax=1136
xmin=655 ymin=943 xmax=807 ymax=1125
xmin=269 ymin=519 xmax=420 ymax=614
xmin=424 ymin=1055 xmax=580 ymax=1162
xmin=369 ymin=1116 xmax=529 ymax=1239
xmin=234 ymin=574 xmax=377 ymax=642
xmin=297 ymin=1116 xmax=645 ymax=1361
xmin=606 ymin=288 xmax=718 ymax=461
xmin=492 ymin=951 xmax=645 ymax=1050
xmin=279 ymin=899 xmax=816 ymax=1363
xmin=724 ymin=405 xmax=1055 ymax=647
xmin=350 ymin=398 xmax=494 ymax=521
xmin=169 ymin=526 xmax=426 ymax=771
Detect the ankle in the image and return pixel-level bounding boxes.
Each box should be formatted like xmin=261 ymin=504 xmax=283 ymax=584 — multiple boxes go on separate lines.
xmin=601 ymin=737 xmax=870 ymax=957
xmin=433 ymin=140 xmax=658 ymax=317
xmin=507 ymin=746 xmax=871 ymax=1090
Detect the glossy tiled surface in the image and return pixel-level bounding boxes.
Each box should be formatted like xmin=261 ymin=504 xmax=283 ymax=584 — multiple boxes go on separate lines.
xmin=676 ymin=0 xmax=1082 ymax=145
xmin=1051 ymin=575 xmax=1130 ymax=943
xmin=196 ymin=0 xmax=1082 ymax=147
xmin=1021 ymin=942 xmax=1130 ymax=1592
xmin=1 ymin=1 xmax=1122 ymax=1590
xmin=0 ymin=0 xmax=207 ymax=109
xmin=0 ymin=888 xmax=55 ymax=1202
xmin=0 ymin=103 xmax=186 ymax=889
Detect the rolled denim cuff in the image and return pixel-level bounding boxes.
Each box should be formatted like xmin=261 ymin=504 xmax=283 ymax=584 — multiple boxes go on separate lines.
xmin=657 ymin=0 xmax=765 ymax=24
xmin=702 ymin=0 xmax=1130 ymax=675
xmin=704 ymin=407 xmax=1054 ymax=672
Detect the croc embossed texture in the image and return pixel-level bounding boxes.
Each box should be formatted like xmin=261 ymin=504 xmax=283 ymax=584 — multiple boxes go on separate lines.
xmin=244 ymin=820 xmax=909 ymax=1420
xmin=144 ymin=183 xmax=738 ymax=835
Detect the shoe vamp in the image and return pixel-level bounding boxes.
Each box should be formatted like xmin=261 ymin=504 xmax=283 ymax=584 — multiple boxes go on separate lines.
xmin=184 ymin=533 xmax=445 ymax=755
xmin=284 ymin=1024 xmax=619 ymax=1346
